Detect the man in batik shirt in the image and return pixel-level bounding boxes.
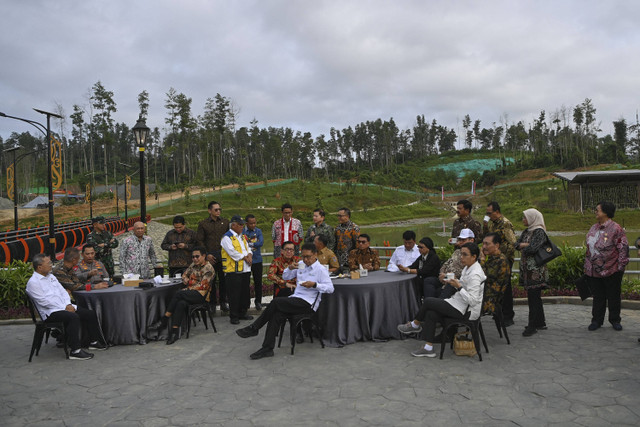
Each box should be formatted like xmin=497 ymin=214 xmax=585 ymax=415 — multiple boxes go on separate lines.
xmin=335 ymin=207 xmax=360 ymax=271
xmin=348 ymin=234 xmax=380 ymax=271
xmin=481 ymin=233 xmax=510 ymax=316
xmin=267 ymin=241 xmax=299 ymax=298
xmin=271 ymin=203 xmax=303 ymax=258
xmin=119 ymin=222 xmax=160 ymax=279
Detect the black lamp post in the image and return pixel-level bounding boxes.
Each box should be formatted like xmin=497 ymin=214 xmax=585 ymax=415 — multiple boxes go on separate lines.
xmin=1 ymin=109 xmax=62 ymax=258
xmin=4 ymin=145 xmax=21 ymax=230
xmin=132 ymin=115 xmax=150 ymax=224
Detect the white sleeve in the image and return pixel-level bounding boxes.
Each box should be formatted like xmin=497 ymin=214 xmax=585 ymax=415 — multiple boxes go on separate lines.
xmin=221 ymin=236 xmax=244 ymax=262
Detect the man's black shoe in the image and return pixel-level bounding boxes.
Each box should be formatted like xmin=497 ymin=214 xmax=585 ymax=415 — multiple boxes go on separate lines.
xmin=522 ymin=327 xmax=537 ymax=337
xmin=236 ymin=325 xmax=259 ymax=338
xmin=255 ymin=302 xmax=262 ymax=311
xmin=89 ymin=341 xmax=107 ymax=351
xmin=69 ymin=349 xmax=94 ymax=360
xmin=166 ymin=330 xmax=179 ymax=345
xmin=230 ymin=318 xmax=240 ymax=325
xmin=220 ymin=302 xmax=230 ymax=312
xmin=151 ymin=316 xmax=169 ymax=330
xmin=239 ymin=315 xmax=254 ymax=320
xmin=250 ymin=347 xmax=274 ymax=360
xmin=503 ymin=319 xmax=514 ymax=327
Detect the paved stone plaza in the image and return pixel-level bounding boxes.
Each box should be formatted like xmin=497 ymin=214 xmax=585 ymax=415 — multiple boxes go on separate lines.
xmin=1 ymin=303 xmax=639 ymax=426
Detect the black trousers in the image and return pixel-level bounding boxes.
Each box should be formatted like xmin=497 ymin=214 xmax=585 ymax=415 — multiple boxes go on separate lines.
xmin=526 ymin=288 xmax=546 ymax=328
xmin=422 ymin=276 xmax=442 ymax=299
xmin=251 ymin=297 xmax=312 ymax=350
xmin=212 ymin=261 xmax=227 ymax=304
xmin=45 ymin=307 xmax=100 ymax=351
xmin=589 ymin=271 xmax=623 ymax=325
xmin=251 ymin=262 xmax=263 ymax=304
xmin=166 ymin=290 xmax=206 ymax=329
xmin=226 ymin=272 xmax=251 ymax=321
xmin=415 ymin=297 xmax=465 ymax=343
xmin=502 ymin=260 xmax=515 ymax=321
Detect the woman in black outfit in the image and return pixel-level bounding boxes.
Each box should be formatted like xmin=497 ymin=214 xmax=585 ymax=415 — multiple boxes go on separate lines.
xmin=398 ymin=237 xmax=441 ymax=300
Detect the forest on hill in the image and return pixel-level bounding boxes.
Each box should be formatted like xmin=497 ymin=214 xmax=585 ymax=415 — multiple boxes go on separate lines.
xmin=1 ymin=81 xmax=639 ymax=203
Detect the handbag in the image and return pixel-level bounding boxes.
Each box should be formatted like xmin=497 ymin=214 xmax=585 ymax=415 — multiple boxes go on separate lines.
xmin=533 ymin=234 xmax=562 ymax=266
xmin=453 ymin=331 xmax=477 ymax=357
xmin=574 ymin=274 xmax=592 ymax=301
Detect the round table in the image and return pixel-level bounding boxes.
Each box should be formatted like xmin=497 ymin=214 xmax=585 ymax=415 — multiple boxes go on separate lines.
xmin=73 ymin=280 xmax=182 ymax=345
xmin=318 ymin=270 xmax=419 ymax=347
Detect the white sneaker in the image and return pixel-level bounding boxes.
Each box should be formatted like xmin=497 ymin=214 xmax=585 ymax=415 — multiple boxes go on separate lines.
xmin=411 ymin=347 xmax=436 ymax=358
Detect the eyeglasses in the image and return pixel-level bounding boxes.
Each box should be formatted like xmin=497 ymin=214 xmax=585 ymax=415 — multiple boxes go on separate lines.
xmin=417 ymin=245 xmax=426 ymax=249
xmin=282 ymin=247 xmax=295 ymax=252
xmin=192 ymin=255 xmax=201 ymax=259
xmin=357 ymin=241 xmax=368 ymax=244
xmin=212 ymin=208 xmax=221 ymax=211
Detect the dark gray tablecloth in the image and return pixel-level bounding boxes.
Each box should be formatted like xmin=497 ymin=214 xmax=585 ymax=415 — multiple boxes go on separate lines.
xmin=318 ymin=270 xmax=419 ymax=347
xmin=73 ymin=281 xmax=182 ymax=345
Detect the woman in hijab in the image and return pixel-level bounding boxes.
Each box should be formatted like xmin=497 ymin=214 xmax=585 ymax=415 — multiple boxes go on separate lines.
xmin=515 ymin=208 xmax=549 ymax=337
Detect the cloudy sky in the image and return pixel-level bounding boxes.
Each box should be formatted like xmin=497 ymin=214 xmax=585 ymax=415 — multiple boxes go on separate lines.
xmin=1 ymin=0 xmax=639 ymax=145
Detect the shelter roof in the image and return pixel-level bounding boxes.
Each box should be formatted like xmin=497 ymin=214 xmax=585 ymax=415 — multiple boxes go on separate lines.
xmin=552 ymin=170 xmax=640 ymax=183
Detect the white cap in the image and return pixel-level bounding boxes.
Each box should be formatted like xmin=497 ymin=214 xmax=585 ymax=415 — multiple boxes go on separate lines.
xmin=458 ymin=228 xmax=475 ymax=239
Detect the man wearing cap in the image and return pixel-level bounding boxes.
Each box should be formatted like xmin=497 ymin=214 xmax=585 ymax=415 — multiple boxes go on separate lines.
xmin=86 ymin=216 xmax=119 ymax=277
xmin=221 ymin=215 xmax=253 ymax=325
xmin=439 ymin=228 xmax=476 ymax=298
xmin=451 ymin=200 xmax=482 ymax=244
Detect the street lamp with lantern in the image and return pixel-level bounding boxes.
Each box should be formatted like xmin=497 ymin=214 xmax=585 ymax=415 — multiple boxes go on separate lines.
xmin=4 ymin=144 xmax=21 ymax=230
xmin=132 ymin=115 xmax=150 ymax=224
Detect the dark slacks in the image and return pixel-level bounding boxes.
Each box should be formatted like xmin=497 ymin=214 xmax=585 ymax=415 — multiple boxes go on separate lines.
xmin=167 ymin=290 xmax=206 ymax=328
xmin=226 ymin=272 xmax=251 ymax=321
xmin=422 ymin=276 xmax=442 ymax=299
xmin=212 ymin=261 xmax=227 ymax=304
xmin=589 ymin=271 xmax=623 ymax=325
xmin=251 ymin=297 xmax=312 ymax=350
xmin=251 ymin=262 xmax=263 ymax=304
xmin=526 ymin=288 xmax=546 ymax=328
xmin=45 ymin=307 xmax=100 ymax=351
xmin=415 ymin=297 xmax=465 ymax=343
xmin=502 ymin=260 xmax=515 ymax=322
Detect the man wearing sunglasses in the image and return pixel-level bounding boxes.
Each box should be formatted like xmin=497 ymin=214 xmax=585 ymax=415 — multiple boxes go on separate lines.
xmin=348 ymin=234 xmax=380 ymax=271
xmin=196 ymin=201 xmax=230 ymax=312
xmin=152 ymin=246 xmax=213 ymax=345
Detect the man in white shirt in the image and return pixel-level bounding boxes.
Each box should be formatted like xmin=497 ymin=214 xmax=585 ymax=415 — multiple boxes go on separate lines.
xmin=236 ymin=243 xmax=334 ymax=360
xmin=221 ymin=215 xmax=254 ymax=325
xmin=26 ymin=253 xmax=106 ymax=360
xmin=386 ymin=230 xmax=421 ymax=272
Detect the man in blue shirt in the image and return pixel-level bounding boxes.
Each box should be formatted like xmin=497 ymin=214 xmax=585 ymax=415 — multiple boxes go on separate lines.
xmin=236 ymin=243 xmax=334 ymax=360
xmin=243 ymin=214 xmax=265 ymax=310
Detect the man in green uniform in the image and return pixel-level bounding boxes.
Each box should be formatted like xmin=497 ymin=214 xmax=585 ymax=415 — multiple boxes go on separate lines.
xmin=86 ymin=216 xmax=119 ymax=277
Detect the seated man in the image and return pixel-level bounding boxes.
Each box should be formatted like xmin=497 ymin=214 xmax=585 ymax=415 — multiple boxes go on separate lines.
xmin=348 ymin=234 xmax=380 ymax=271
xmin=235 ymin=243 xmax=334 ymax=360
xmin=481 ymin=232 xmax=510 ymax=317
xmin=438 ymin=228 xmax=475 ymax=299
xmin=76 ymin=244 xmax=110 ymax=289
xmin=314 ymin=234 xmax=340 ymax=273
xmin=267 ymin=240 xmax=300 ymax=298
xmin=386 ymin=230 xmax=421 ymax=272
xmin=26 ymin=253 xmax=106 ymax=360
xmin=52 ymin=248 xmax=84 ymax=294
xmin=398 ymin=237 xmax=441 ymax=300
xmin=153 ymin=247 xmax=214 ymax=345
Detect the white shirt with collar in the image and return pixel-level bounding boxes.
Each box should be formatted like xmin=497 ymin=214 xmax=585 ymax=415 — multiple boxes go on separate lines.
xmin=387 ymin=245 xmax=421 ymax=272
xmin=221 ymin=228 xmax=252 ymax=273
xmin=283 ymin=260 xmax=334 ymax=311
xmin=26 ymin=271 xmax=76 ymax=320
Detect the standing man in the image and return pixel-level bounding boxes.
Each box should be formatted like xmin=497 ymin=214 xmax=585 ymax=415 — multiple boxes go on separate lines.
xmin=196 ymin=201 xmax=230 ymax=312
xmin=86 ymin=216 xmax=118 ymax=277
xmin=386 ymin=230 xmax=421 ymax=272
xmin=119 ymin=221 xmax=160 ymax=279
xmin=27 ymin=254 xmax=105 ymax=360
xmin=221 ymin=215 xmax=253 ymax=325
xmin=235 ymin=243 xmax=334 ymax=360
xmin=335 ymin=207 xmax=360 ymax=271
xmin=451 ymin=200 xmax=482 ymax=245
xmin=272 ymin=203 xmax=303 ymax=258
xmin=348 ymin=234 xmax=380 ymax=271
xmin=161 ymin=215 xmax=197 ymax=277
xmin=52 ymin=248 xmax=84 ymax=293
xmin=76 ymin=244 xmax=110 ymax=289
xmin=480 ymin=233 xmax=511 ymax=318
xmin=243 ymin=214 xmax=265 ymax=311
xmin=482 ymin=201 xmax=517 ymax=326
xmin=304 ymin=208 xmax=335 ymax=250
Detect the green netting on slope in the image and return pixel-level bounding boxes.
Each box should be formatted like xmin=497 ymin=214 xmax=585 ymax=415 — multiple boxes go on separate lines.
xmin=428 ymin=157 xmax=514 ymax=177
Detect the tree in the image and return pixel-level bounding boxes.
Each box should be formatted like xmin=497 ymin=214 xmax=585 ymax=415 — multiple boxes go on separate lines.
xmin=90 ymin=81 xmax=117 ymax=188
xmin=612 ymin=118 xmax=628 ymax=163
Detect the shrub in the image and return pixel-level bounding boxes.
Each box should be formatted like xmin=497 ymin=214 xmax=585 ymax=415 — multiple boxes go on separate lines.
xmin=546 ymin=244 xmax=585 ymax=289
xmin=0 ymin=260 xmax=33 ymax=309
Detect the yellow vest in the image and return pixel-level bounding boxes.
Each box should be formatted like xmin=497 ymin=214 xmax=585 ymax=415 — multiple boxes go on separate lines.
xmin=221 ymin=232 xmax=250 ymax=273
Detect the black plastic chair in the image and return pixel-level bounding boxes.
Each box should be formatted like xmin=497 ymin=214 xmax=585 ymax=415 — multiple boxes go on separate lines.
xmin=439 ymin=311 xmax=488 ymax=361
xmin=186 ymin=291 xmax=217 ymax=338
xmin=486 ymin=301 xmax=511 ymax=345
xmin=26 ymin=294 xmax=69 ymax=362
xmin=277 ymin=310 xmax=325 ymax=355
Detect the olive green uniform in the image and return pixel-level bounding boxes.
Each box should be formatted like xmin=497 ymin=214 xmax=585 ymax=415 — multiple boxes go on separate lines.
xmin=86 ymin=230 xmax=119 ymax=276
